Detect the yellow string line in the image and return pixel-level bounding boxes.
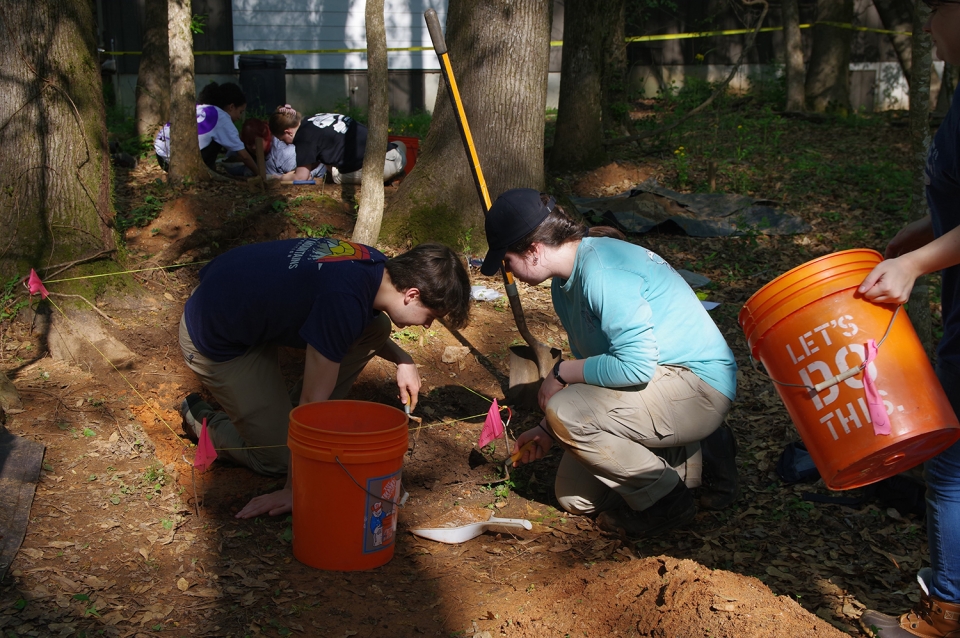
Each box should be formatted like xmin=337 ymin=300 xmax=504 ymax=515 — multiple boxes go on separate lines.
xmin=33 ymin=284 xmax=507 ymax=456
xmin=44 ymin=261 xmax=209 ymax=284
xmin=624 ymin=22 xmax=910 ymax=43
xmin=43 ymin=296 xmax=186 ymax=446
xmin=102 ymin=22 xmax=911 ymax=56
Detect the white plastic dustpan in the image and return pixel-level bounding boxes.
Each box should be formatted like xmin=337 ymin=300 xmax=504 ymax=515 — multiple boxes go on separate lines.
xmin=410 ymin=516 xmax=532 ymax=544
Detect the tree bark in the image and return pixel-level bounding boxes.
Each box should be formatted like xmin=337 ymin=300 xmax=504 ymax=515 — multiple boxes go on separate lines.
xmin=805 ymin=0 xmax=853 ymax=113
xmin=385 ymin=0 xmax=551 ymax=253
xmin=352 ymin=0 xmax=387 ymax=247
xmin=908 ymin=2 xmax=934 ymax=355
xmin=550 ymin=0 xmax=608 ymax=172
xmin=782 ymin=0 xmax=805 ymax=112
xmin=167 ymin=0 xmax=207 ymax=183
xmin=601 ymin=0 xmax=628 ymax=134
xmin=0 ymin=0 xmax=115 ymax=281
xmin=872 ymin=0 xmax=914 ymax=86
xmin=136 ymin=0 xmax=170 ymax=138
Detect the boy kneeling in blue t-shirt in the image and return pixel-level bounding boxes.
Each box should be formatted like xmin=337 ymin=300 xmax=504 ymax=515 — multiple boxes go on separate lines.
xmin=177 ymin=239 xmax=471 ymax=519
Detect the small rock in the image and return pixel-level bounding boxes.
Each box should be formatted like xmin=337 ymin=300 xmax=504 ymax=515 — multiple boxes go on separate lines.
xmin=441 ymin=345 xmax=470 ymax=363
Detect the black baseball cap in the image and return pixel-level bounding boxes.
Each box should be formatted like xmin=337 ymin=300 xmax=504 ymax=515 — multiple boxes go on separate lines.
xmin=480 ymin=188 xmax=556 ymax=276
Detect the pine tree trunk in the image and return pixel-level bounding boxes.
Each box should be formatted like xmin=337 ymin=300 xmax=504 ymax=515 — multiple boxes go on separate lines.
xmin=136 ymin=0 xmax=170 ymax=138
xmin=805 ymin=0 xmax=853 ymax=113
xmin=167 ymin=0 xmax=207 ymax=183
xmin=385 ymin=0 xmax=551 ymax=252
xmin=0 ymin=0 xmax=115 ymax=280
xmin=908 ymin=2 xmax=934 ymax=356
xmin=782 ymin=0 xmax=805 ymax=112
xmin=353 ymin=0 xmax=387 ymax=247
xmin=550 ymin=0 xmax=608 ymax=171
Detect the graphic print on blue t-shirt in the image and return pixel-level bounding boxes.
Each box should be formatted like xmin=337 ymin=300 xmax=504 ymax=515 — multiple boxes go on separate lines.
xmin=286 ymin=237 xmax=373 ymax=270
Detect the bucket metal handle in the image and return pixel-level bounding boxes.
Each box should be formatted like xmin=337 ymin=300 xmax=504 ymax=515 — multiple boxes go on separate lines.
xmin=335 ymin=456 xmax=409 ymax=508
xmin=752 ymin=305 xmax=901 ymax=393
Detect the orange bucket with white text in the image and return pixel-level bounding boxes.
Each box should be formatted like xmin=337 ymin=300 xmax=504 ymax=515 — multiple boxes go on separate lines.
xmin=287 ymin=401 xmax=408 ymax=571
xmin=739 ymin=249 xmax=960 ymax=489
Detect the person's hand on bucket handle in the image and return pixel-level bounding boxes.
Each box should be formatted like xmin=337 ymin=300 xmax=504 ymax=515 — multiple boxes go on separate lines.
xmin=235 ymin=487 xmax=292 ymax=519
xmin=858 ymin=256 xmax=920 ymax=305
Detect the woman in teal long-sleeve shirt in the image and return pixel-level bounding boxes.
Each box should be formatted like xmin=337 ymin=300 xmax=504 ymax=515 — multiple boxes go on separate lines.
xmin=481 ymin=189 xmax=738 ymax=539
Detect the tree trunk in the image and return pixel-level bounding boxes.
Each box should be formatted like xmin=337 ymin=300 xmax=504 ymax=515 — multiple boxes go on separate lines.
xmin=136 ymin=0 xmax=170 ymax=138
xmin=600 ymin=0 xmax=627 ymax=134
xmin=550 ymin=0 xmax=608 ymax=172
xmin=167 ymin=0 xmax=207 ymax=183
xmin=805 ymin=0 xmax=853 ymax=114
xmin=0 ymin=0 xmax=115 ymax=281
xmin=872 ymin=0 xmax=914 ymax=86
xmin=385 ymin=0 xmax=551 ymax=253
xmin=353 ymin=0 xmax=387 ymax=247
xmin=908 ymin=2 xmax=934 ymax=356
xmin=782 ymin=0 xmax=805 ymax=112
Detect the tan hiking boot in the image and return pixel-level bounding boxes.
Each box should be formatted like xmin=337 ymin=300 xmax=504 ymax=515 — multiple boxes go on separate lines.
xmin=860 ymin=594 xmax=960 ymax=637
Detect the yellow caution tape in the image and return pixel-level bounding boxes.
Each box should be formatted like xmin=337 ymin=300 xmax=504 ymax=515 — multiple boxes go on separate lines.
xmin=103 ymin=22 xmax=912 ymax=56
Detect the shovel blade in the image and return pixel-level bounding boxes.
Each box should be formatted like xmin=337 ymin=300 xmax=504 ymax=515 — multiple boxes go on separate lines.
xmin=506 ymin=345 xmax=561 ymax=410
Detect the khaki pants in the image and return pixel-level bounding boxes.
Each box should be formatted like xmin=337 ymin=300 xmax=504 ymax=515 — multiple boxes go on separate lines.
xmin=332 ymin=141 xmax=407 ymax=184
xmin=546 ymin=365 xmax=732 ymax=515
xmin=178 ymin=313 xmax=392 ymax=476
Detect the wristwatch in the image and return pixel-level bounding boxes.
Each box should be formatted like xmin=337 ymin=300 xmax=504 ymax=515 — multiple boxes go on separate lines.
xmin=552 ymin=361 xmax=568 ymax=386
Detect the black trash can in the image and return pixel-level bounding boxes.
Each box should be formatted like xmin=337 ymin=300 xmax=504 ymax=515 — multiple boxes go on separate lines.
xmin=239 ymin=52 xmax=287 ymax=116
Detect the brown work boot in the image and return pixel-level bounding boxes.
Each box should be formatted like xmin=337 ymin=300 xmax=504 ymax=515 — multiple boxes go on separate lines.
xmin=860 ymin=593 xmax=960 ymax=637
xmin=699 ymin=423 xmax=740 ymax=511
xmin=596 ymin=481 xmax=696 ymax=539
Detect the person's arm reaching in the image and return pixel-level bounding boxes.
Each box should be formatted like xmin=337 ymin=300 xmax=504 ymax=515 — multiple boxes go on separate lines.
xmin=510 ymin=419 xmax=554 ymax=466
xmin=859 ymin=222 xmax=960 ymax=304
xmin=375 ymin=339 xmax=421 ymax=412
xmin=234 ymin=345 xmax=339 ymax=519
xmin=235 ymin=148 xmax=259 ymax=176
xmin=538 ymin=359 xmax=586 ymax=412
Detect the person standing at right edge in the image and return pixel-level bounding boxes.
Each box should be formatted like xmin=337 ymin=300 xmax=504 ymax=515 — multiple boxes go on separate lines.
xmin=859 ymin=3 xmax=960 ymax=636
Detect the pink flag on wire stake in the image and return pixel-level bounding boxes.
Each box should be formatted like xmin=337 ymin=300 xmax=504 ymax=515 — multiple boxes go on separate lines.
xmin=477 ymin=399 xmax=504 ymax=449
xmin=862 ymin=339 xmax=891 ymax=436
xmin=194 ymin=417 xmax=217 ymax=472
xmin=27 ymin=269 xmax=48 ymax=299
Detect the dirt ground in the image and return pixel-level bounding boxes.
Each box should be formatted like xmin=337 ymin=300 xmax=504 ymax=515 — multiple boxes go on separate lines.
xmin=0 ymin=153 xmax=926 ymax=637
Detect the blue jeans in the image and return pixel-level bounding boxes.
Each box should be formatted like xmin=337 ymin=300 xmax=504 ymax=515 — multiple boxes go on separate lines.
xmin=927 ymin=359 xmax=960 ymax=601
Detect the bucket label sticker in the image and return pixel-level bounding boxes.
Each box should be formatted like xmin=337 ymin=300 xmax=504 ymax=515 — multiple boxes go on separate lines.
xmin=783 ymin=312 xmax=904 ymax=441
xmin=363 ymin=471 xmax=401 ymax=554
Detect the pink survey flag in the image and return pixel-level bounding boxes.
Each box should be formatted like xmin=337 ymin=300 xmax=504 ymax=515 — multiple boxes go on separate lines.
xmin=194 ymin=417 xmax=218 ymax=472
xmin=862 ymin=339 xmax=891 ymax=436
xmin=477 ymin=399 xmax=504 ymax=449
xmin=27 ymin=269 xmax=48 ymax=299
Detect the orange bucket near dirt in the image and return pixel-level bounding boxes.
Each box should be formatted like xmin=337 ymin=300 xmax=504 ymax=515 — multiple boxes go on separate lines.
xmin=739 ymin=248 xmax=960 ymax=489
xmin=287 ymin=400 xmax=408 ymax=571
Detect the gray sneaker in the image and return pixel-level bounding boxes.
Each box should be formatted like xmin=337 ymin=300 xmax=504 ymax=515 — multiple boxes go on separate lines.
xmin=180 ymin=393 xmax=212 ymax=442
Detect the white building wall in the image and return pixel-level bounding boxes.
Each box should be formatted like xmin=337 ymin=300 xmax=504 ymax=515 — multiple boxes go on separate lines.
xmin=231 ymin=0 xmax=447 ymax=71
